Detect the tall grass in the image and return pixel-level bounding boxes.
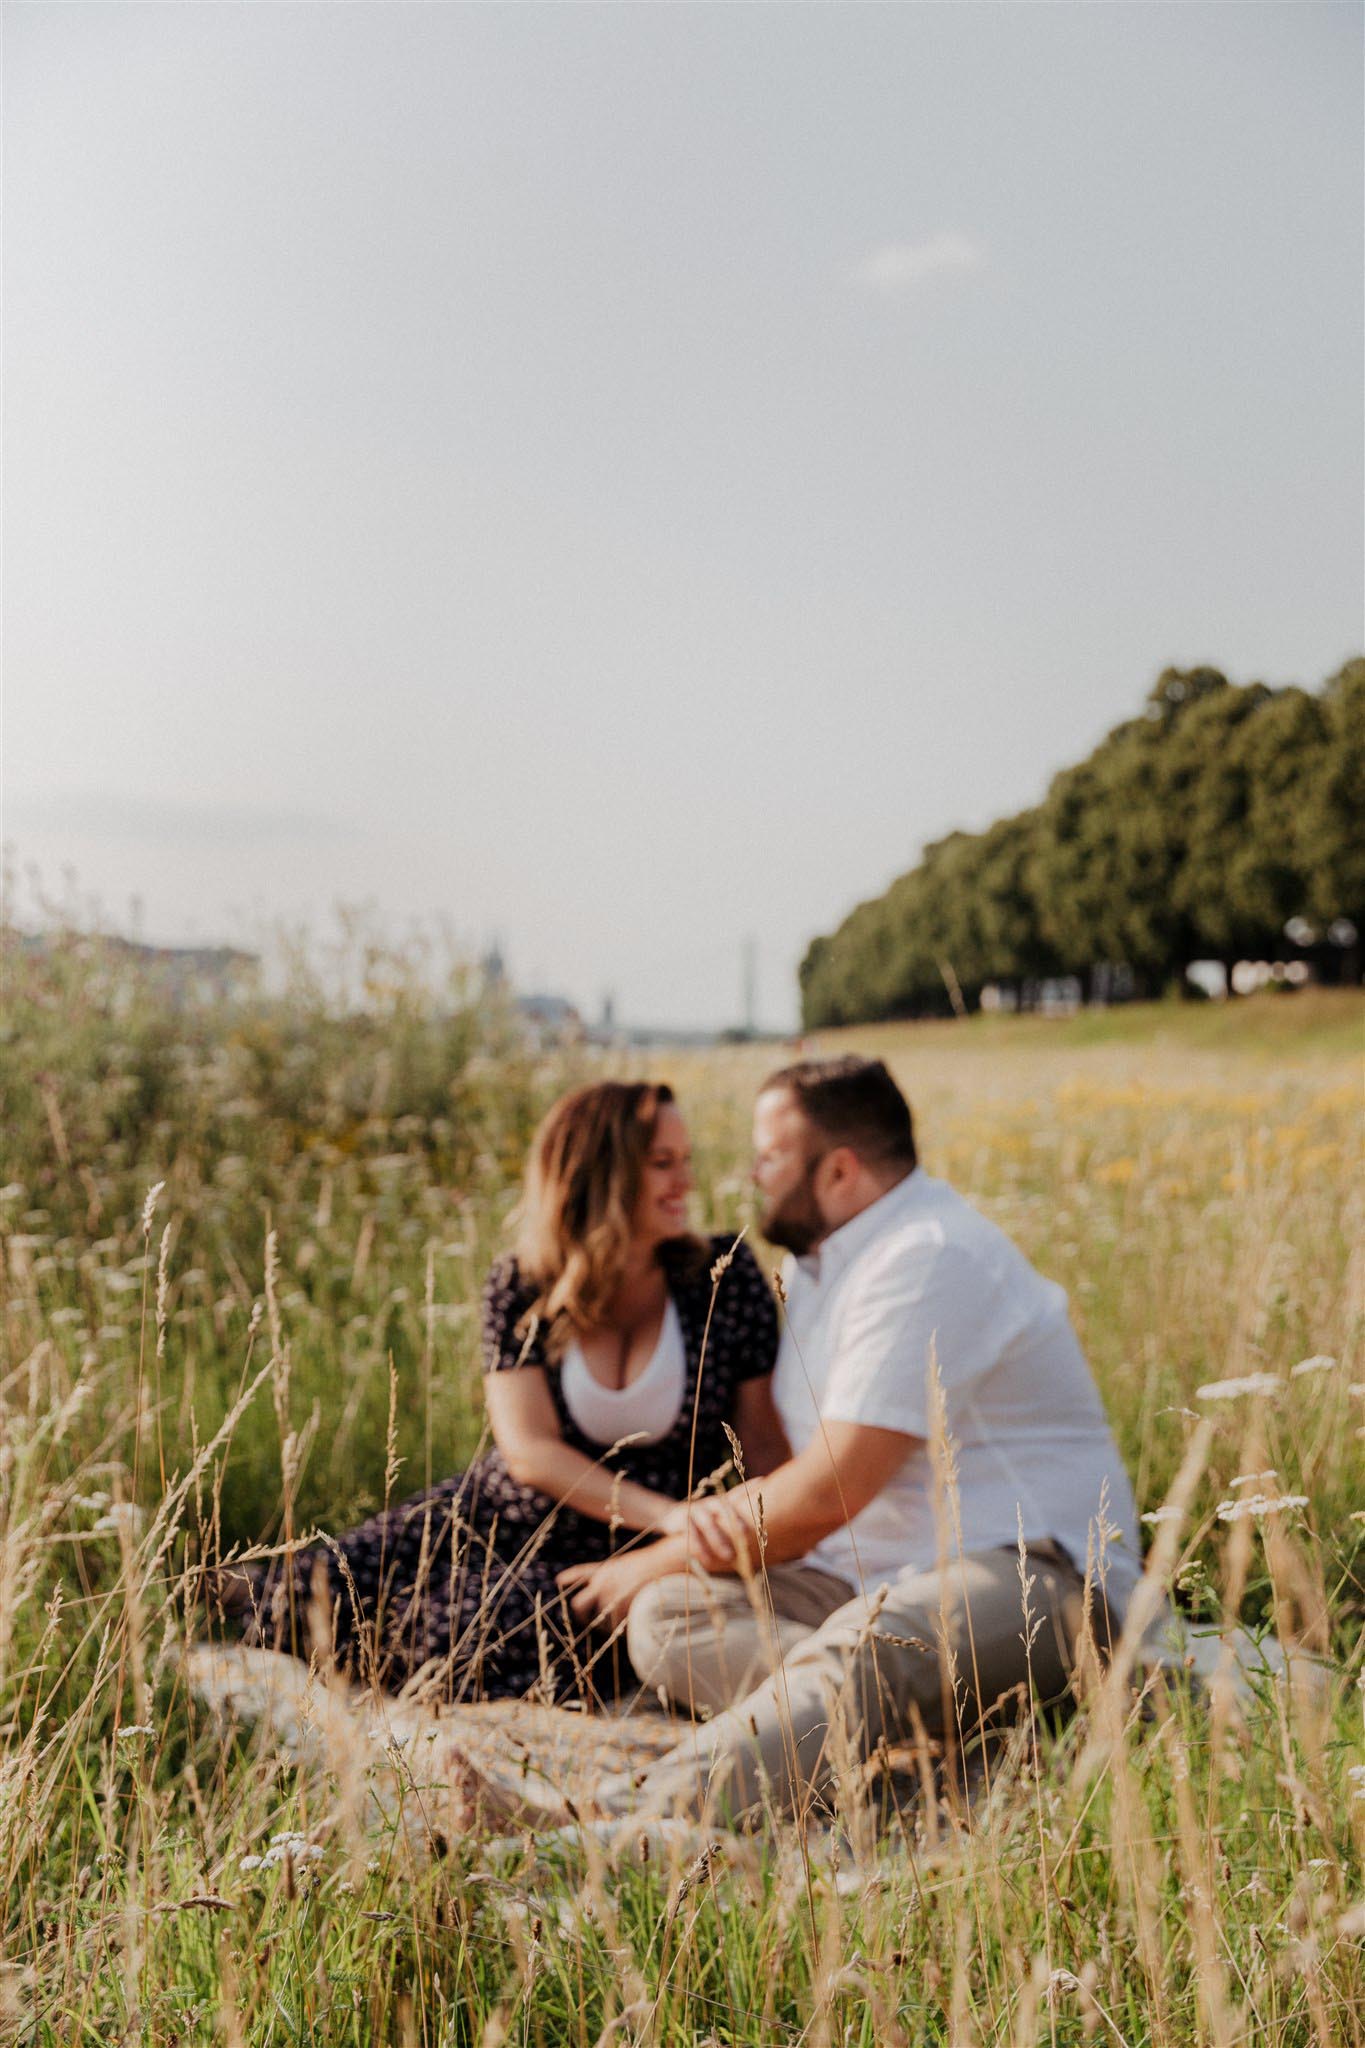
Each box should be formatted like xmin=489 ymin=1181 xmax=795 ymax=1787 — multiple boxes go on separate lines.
xmin=2 ymin=932 xmax=1362 ymax=2046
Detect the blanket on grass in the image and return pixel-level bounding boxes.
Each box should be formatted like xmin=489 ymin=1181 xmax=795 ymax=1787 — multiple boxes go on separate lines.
xmin=184 ymin=1620 xmax=1331 ymax=1865
xmin=183 ymin=1641 xmax=683 ymax=1847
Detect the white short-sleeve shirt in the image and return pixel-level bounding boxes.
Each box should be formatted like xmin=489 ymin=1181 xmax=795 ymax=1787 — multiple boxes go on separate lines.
xmin=771 ymin=1170 xmax=1141 ymax=1613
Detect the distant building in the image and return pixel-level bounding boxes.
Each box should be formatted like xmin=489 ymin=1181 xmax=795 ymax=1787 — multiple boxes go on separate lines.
xmin=19 ymin=931 xmax=258 ymax=1006
xmin=515 ymin=993 xmax=585 ymax=1047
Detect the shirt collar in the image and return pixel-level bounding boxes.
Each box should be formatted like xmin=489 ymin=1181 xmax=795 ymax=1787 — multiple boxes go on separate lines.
xmin=796 ymin=1167 xmax=922 ymax=1286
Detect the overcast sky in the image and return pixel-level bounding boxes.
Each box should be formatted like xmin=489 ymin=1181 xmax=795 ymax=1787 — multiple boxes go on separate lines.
xmin=5 ymin=2 xmax=1362 ymax=1029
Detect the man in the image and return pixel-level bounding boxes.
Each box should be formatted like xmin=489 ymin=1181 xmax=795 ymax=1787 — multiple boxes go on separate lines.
xmin=466 ymin=1055 xmax=1141 ymax=1829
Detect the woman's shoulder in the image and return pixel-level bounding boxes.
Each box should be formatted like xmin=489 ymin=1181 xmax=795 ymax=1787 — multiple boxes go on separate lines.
xmin=692 ymin=1232 xmax=779 ymax=1377
xmin=662 ymin=1231 xmax=773 ymax=1306
xmin=480 ymin=1254 xmax=548 ymax=1369
xmin=706 ymin=1231 xmax=771 ymax=1290
xmin=482 ymin=1250 xmax=534 ymax=1309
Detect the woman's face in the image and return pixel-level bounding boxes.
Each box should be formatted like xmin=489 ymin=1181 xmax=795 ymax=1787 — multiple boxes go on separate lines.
xmin=633 ymin=1101 xmax=695 ymax=1246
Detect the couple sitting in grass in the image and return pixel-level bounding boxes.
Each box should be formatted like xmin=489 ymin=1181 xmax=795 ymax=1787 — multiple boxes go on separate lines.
xmin=229 ymin=1055 xmax=1141 ymax=1828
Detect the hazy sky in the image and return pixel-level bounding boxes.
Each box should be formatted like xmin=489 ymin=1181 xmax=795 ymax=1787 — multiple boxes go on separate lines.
xmin=6 ymin=2 xmax=1362 ymax=1028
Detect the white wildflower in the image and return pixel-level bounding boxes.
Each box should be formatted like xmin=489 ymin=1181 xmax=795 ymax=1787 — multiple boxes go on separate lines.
xmin=92 ymin=1502 xmax=144 ymax=1537
xmin=116 ymin=1724 xmax=155 ymax=1744
xmin=1216 ymin=1492 xmax=1309 ymax=1523
xmin=1291 ymin=1355 xmax=1336 ymax=1378
xmin=1197 ymin=1373 xmax=1281 ymax=1403
xmin=261 ymin=1833 xmax=323 ymax=1867
xmin=1231 ymin=1470 xmax=1278 ymax=1490
xmin=1141 ymin=1505 xmax=1183 ymax=1527
xmin=240 ymin=1833 xmax=324 ymax=1872
xmin=1346 ymin=1765 xmax=1365 ymax=1801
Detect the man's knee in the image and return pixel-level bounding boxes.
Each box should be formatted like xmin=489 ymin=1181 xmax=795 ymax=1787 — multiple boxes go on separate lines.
xmin=780 ymin=1594 xmax=951 ymax=1745
xmin=626 ymin=1569 xmax=766 ymax=1710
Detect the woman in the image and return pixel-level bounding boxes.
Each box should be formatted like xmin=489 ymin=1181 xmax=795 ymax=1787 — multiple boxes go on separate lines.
xmin=236 ymin=1080 xmax=787 ymax=1705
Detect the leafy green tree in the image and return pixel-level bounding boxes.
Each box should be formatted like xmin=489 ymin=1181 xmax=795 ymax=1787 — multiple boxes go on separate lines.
xmin=1027 ymin=673 xmax=1216 ymax=996
xmin=800 ymin=661 xmax=1363 ymax=1028
xmin=1301 ymin=659 xmax=1365 ymax=943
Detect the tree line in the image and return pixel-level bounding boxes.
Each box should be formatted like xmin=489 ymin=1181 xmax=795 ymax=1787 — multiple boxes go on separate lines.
xmin=799 ymin=660 xmax=1365 ymax=1027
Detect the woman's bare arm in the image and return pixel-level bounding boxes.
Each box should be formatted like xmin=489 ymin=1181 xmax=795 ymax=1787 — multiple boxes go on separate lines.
xmin=731 ymin=1375 xmax=792 ymax=1479
xmin=482 ymin=1367 xmax=678 ymax=1534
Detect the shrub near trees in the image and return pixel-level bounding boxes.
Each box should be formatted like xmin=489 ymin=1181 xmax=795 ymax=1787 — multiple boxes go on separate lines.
xmin=800 ymin=660 xmax=1365 ymax=1026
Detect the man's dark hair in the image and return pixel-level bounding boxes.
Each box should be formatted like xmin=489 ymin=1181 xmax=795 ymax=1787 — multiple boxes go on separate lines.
xmin=760 ymin=1055 xmax=917 ymax=1172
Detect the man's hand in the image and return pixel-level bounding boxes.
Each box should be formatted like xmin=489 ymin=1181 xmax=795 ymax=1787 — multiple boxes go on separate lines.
xmin=557 ymin=1547 xmax=666 ymax=1631
xmin=659 ymin=1422 xmax=920 ymax=1575
xmin=656 ymin=1498 xmax=694 ymax=1540
xmin=658 ymin=1493 xmax=754 ymax=1573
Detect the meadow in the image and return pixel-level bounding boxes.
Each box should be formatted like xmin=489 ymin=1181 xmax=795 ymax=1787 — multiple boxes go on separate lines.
xmin=2 ymin=928 xmax=1363 ymax=2046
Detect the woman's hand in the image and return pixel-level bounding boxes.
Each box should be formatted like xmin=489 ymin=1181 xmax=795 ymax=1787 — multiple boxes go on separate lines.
xmin=557 ymin=1548 xmax=668 ymax=1631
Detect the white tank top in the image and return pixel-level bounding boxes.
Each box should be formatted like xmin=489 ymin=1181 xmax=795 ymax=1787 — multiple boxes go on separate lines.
xmin=560 ymin=1297 xmax=686 ymax=1447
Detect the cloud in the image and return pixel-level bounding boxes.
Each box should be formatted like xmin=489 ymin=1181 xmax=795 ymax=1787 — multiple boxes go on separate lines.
xmin=853 ymin=233 xmax=983 ymax=296
xmin=5 ymin=789 xmax=359 ymax=847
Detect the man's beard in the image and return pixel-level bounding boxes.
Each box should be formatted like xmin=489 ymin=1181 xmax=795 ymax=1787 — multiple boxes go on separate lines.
xmin=758 ymin=1172 xmax=827 ymax=1257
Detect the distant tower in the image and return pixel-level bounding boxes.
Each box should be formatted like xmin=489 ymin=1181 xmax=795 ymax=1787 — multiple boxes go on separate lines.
xmin=481 ymin=939 xmax=507 ymax=992
xmin=601 ymin=991 xmax=616 ymax=1032
xmin=742 ymin=937 xmax=757 ymax=1037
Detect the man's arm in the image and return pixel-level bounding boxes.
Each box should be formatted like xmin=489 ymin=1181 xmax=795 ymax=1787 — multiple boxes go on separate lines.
xmin=671 ymin=1420 xmax=920 ymax=1572
xmin=560 ymin=1420 xmax=919 ymax=1625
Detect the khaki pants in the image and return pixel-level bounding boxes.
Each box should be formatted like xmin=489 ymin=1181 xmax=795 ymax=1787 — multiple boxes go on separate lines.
xmin=603 ymin=1543 xmax=1104 ymax=1823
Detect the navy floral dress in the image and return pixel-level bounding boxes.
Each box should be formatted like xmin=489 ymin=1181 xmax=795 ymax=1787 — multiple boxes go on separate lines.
xmin=240 ymin=1235 xmax=778 ymax=1704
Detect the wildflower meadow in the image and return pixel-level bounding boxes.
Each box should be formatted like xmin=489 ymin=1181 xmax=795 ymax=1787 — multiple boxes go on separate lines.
xmin=2 ymin=929 xmax=1362 ymax=2046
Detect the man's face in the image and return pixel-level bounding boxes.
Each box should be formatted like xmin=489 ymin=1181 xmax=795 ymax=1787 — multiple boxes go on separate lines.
xmin=752 ymin=1088 xmax=830 ymax=1256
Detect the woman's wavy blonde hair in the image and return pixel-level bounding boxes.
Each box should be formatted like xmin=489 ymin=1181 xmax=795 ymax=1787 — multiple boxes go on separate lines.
xmin=514 ymin=1080 xmax=703 ymax=1356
